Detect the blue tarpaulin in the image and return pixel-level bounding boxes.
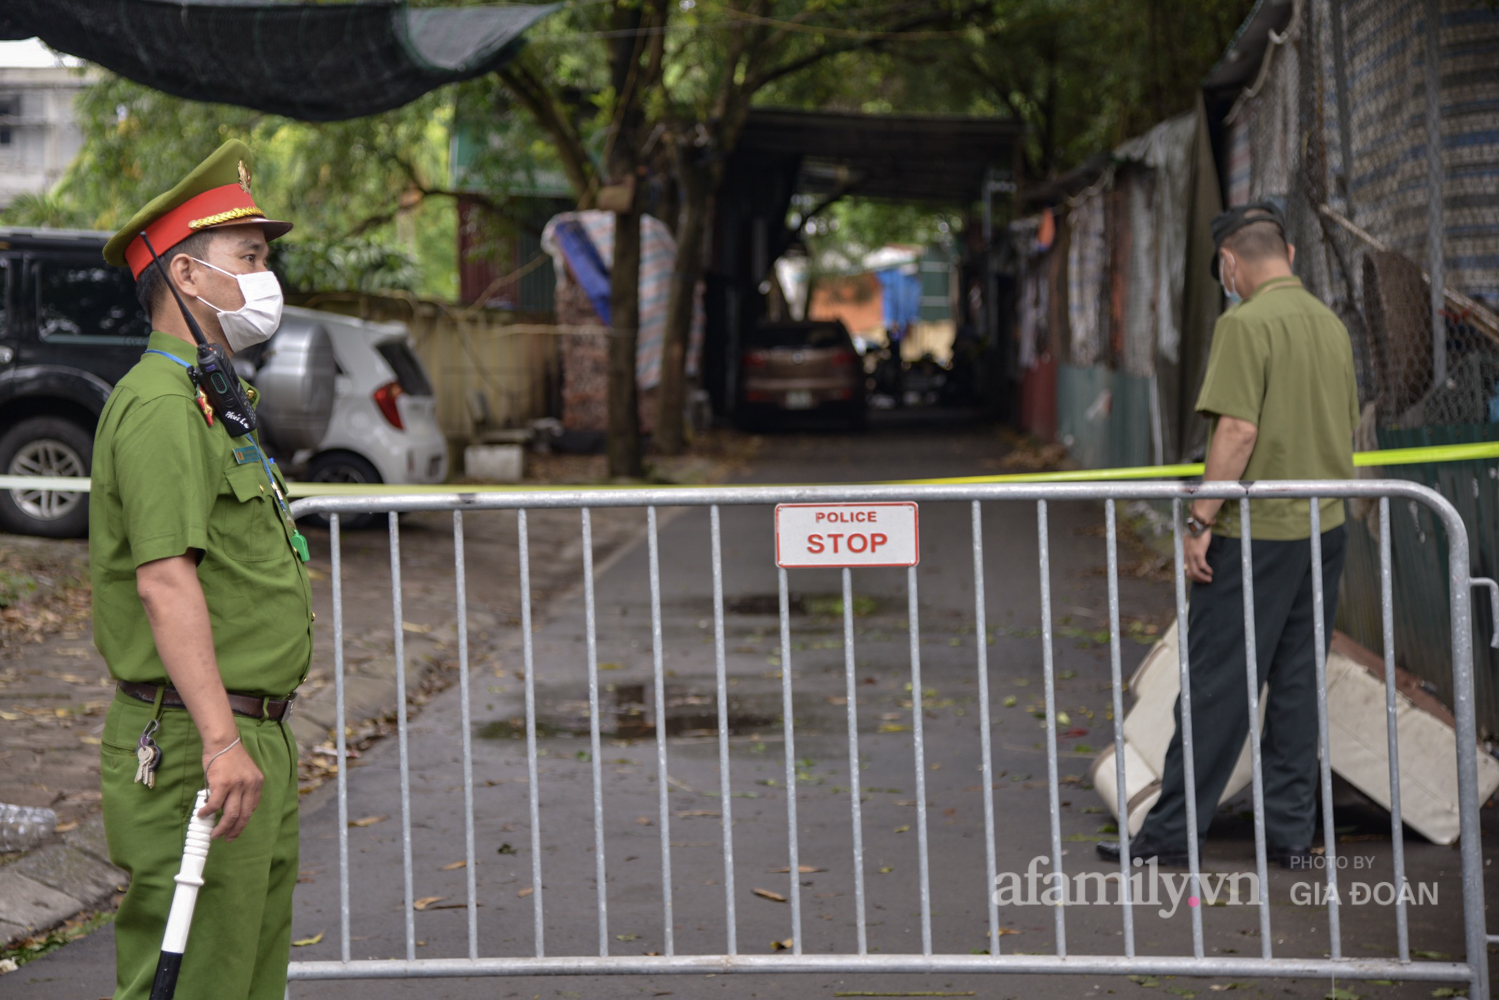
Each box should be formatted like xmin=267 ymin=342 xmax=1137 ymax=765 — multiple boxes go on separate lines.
xmin=876 ymin=267 xmax=922 ymax=331
xmin=552 ymin=220 xmax=612 ymax=326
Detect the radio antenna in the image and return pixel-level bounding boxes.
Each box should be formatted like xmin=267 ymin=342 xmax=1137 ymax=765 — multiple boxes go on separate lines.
xmin=140 ymin=232 xmax=209 ymax=348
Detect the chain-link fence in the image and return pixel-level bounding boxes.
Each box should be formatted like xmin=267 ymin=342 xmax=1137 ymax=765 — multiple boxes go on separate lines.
xmin=1223 ymin=0 xmax=1499 ymax=733
xmin=1225 ymin=0 xmax=1499 ymax=429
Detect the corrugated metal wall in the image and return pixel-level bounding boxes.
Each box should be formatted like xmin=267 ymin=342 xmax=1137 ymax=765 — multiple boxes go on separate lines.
xmin=1338 ymin=423 xmax=1499 ymax=737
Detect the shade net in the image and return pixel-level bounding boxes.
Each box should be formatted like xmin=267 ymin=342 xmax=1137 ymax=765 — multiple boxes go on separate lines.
xmin=0 ymin=0 xmax=556 ymax=122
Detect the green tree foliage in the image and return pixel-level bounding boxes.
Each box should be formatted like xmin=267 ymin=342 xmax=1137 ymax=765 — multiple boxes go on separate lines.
xmin=274 ymin=237 xmax=419 ymax=296
xmin=765 ymin=0 xmax=1254 ymax=181
xmin=19 ymin=73 xmax=459 ymax=298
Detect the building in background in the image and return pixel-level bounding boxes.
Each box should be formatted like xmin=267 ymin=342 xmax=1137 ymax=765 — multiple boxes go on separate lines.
xmin=0 ymin=39 xmax=91 ymax=209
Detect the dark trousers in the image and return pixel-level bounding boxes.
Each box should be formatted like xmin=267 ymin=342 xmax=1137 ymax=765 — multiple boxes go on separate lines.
xmin=1138 ymin=525 xmax=1347 ymax=851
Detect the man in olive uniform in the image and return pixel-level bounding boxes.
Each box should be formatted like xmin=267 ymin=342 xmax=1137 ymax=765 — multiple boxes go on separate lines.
xmin=1098 ymin=201 xmax=1360 ymax=870
xmin=92 ymin=139 xmax=311 ymax=1000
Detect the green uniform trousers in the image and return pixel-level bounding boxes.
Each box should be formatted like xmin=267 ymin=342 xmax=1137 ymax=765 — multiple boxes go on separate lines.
xmin=101 ymin=692 xmax=298 ymax=1000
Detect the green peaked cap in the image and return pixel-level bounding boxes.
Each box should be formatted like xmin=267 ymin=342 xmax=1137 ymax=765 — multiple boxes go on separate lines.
xmin=103 ymin=139 xmax=292 ymax=275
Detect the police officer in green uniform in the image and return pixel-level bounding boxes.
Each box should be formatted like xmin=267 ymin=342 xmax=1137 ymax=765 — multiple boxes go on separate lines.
xmin=1097 ymin=201 xmax=1360 ymax=870
xmin=92 ymin=139 xmax=311 ymax=1000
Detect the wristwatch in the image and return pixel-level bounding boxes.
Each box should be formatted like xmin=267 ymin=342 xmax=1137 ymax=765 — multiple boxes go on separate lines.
xmin=1185 ymin=508 xmax=1214 ymax=537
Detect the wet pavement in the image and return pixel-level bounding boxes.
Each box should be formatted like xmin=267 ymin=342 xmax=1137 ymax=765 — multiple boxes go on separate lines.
xmin=5 ymin=413 xmax=1495 ymax=999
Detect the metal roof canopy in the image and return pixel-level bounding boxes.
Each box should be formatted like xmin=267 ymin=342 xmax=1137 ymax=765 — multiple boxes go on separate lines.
xmin=737 ymin=108 xmax=1021 ymax=203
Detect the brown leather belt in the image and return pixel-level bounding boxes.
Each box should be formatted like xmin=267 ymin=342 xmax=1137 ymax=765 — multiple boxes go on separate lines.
xmin=116 ymin=681 xmax=295 ymax=722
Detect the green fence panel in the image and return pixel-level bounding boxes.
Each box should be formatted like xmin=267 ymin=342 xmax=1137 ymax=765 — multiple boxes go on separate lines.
xmin=1338 ymin=423 xmax=1499 ymax=737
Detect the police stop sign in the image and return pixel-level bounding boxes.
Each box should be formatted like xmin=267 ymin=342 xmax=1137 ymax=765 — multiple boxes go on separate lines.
xmin=774 ymin=502 xmax=919 ymax=568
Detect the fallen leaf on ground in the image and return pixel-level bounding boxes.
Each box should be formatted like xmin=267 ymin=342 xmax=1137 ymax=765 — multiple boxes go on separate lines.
xmin=765 ymin=865 xmax=825 ymax=873
xmin=894 ymin=825 xmax=910 ymax=833
xmin=413 ymin=896 xmax=444 ymax=911
xmin=517 ymin=886 xmax=534 ymax=898
xmin=878 ymin=723 xmax=911 ymax=733
xmin=676 ymin=810 xmax=719 ymax=818
xmin=349 ymin=815 xmax=386 ymax=828
xmin=55 ymin=820 xmax=79 ymax=833
xmin=878 ymin=866 xmax=894 ymax=874
xmin=752 ymin=888 xmax=787 ymax=902
xmin=441 ymin=860 xmax=467 ymax=870
xmin=599 ymin=662 xmax=621 ymax=670
xmin=635 ymin=816 xmax=653 ymax=826
xmin=291 ymin=931 xmax=324 ymax=947
xmin=401 ymin=621 xmax=432 ymax=633
xmin=770 ymin=938 xmax=793 ymax=951
xmin=615 ymin=933 xmax=638 ymax=941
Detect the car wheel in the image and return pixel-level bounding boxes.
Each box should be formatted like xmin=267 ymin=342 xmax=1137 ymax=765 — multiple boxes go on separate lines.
xmin=0 ymin=416 xmax=93 ymax=538
xmin=304 ymin=451 xmax=382 ymax=531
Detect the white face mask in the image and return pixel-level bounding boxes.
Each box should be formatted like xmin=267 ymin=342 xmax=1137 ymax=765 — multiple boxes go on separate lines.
xmin=191 ymin=257 xmax=283 ymax=352
xmin=1220 ymin=251 xmax=1242 ymax=306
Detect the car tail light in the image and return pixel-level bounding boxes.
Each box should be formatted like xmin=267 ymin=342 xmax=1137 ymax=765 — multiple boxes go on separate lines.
xmin=745 ymin=350 xmax=769 ymax=369
xmin=830 ymin=350 xmax=856 ymax=368
xmin=373 ymin=381 xmax=405 ymax=429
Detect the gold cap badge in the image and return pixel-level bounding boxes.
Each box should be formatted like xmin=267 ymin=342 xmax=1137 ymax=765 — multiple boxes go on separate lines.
xmin=237 ymin=160 xmax=253 ymax=195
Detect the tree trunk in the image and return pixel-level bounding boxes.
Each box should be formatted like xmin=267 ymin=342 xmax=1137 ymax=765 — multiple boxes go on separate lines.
xmin=607 ymin=197 xmax=644 ymax=478
xmin=653 ymin=150 xmax=709 ymax=456
xmin=605 ymin=2 xmax=645 ymax=479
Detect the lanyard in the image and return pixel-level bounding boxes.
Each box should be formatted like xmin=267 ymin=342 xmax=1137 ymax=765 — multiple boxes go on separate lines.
xmin=143 ymin=349 xmax=310 ymax=563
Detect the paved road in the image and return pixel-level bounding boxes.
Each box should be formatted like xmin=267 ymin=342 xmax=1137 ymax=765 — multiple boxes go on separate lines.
xmin=6 ymin=414 xmax=1494 ymax=999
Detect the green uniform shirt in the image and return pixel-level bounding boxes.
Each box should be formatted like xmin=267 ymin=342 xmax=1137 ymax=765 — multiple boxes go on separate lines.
xmin=90 ymin=331 xmax=313 ymax=696
xmin=1196 ymin=276 xmax=1360 ymax=540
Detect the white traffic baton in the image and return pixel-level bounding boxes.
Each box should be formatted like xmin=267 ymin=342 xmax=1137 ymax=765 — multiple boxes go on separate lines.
xmin=149 ymin=789 xmax=214 ymax=1000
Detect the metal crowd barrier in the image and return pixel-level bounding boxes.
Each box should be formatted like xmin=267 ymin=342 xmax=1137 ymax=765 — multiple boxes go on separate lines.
xmin=285 ymin=480 xmax=1491 ymax=998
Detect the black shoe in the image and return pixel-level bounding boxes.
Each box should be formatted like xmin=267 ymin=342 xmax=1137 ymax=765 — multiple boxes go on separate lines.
xmin=1096 ymin=836 xmax=1188 ymax=867
xmin=1270 ymin=844 xmax=1314 ymax=870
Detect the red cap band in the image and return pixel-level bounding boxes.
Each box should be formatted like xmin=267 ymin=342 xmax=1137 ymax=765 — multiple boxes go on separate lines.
xmin=123 ymin=183 xmax=268 ymax=278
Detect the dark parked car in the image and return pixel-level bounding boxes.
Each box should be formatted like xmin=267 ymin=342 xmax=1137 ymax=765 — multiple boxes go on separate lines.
xmin=738 ymin=320 xmax=866 ymax=429
xmin=0 ymin=227 xmax=335 ymax=538
xmin=0 ymin=228 xmax=151 ymax=537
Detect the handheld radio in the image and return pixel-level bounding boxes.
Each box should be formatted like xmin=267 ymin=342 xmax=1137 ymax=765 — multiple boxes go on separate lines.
xmin=139 ymin=232 xmax=257 ymax=437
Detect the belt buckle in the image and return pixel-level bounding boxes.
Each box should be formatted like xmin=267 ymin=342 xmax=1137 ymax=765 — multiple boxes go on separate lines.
xmin=280 ymin=695 xmax=295 ymax=723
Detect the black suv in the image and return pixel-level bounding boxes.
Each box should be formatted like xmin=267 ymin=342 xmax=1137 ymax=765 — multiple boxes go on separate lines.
xmin=0 ymin=227 xmax=151 ymax=537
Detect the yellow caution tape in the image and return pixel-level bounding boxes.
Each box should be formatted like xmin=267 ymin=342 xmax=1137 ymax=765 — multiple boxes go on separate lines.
xmin=3 ymin=442 xmax=1497 ymax=499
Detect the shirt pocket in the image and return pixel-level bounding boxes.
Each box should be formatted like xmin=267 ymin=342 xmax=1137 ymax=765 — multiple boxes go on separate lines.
xmin=211 ymin=463 xmax=288 ymax=564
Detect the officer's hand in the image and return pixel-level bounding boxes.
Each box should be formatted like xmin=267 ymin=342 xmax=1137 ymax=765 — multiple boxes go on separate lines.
xmin=1184 ymin=530 xmax=1213 ymax=584
xmin=200 ymin=740 xmax=263 ymax=842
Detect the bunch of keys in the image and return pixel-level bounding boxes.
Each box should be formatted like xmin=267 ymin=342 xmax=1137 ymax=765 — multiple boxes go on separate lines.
xmin=135 ymin=719 xmax=163 ymax=790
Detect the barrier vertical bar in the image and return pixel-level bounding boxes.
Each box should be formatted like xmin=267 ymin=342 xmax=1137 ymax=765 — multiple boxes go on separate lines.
xmin=906 ymin=566 xmax=933 ymax=956
xmin=389 ymin=511 xmax=416 ymax=962
xmin=1170 ymin=500 xmax=1205 ymax=959
xmin=1308 ymin=502 xmax=1341 ymax=958
xmin=518 ymin=509 xmax=544 ymax=957
xmin=1238 ymin=499 xmax=1272 ymax=957
xmin=1035 ymin=500 xmax=1066 ymax=957
xmin=1433 ymin=502 xmax=1488 ymax=1000
xmin=1378 ymin=498 xmax=1409 ymax=962
xmin=647 ymin=507 xmax=675 ymax=956
xmin=843 ymin=566 xmax=868 ymax=955
xmin=581 ymin=508 xmax=609 ymax=956
xmin=1103 ymin=500 xmax=1134 ymax=957
xmin=453 ymin=510 xmax=478 ymax=959
xmin=331 ymin=514 xmax=350 ymax=964
xmin=970 ymin=502 xmax=1001 ymax=957
xmin=710 ymin=505 xmax=738 ymax=955
xmin=778 ymin=566 xmax=804 ymax=955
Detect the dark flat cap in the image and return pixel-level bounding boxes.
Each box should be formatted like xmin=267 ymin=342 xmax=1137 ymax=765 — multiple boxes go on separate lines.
xmin=1210 ymin=200 xmax=1286 ymax=279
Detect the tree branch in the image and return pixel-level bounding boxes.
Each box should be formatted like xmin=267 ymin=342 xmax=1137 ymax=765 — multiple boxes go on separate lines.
xmin=497 ymin=59 xmax=599 ymax=206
